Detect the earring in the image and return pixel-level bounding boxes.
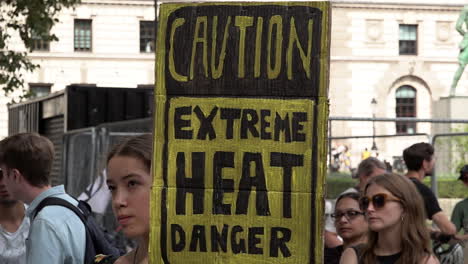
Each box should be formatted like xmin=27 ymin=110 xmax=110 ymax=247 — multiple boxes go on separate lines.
xmin=401 ymin=215 xmax=404 ymax=222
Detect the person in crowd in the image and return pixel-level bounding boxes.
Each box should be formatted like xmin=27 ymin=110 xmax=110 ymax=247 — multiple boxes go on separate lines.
xmin=341 ymin=157 xmax=386 ymax=194
xmin=343 ymin=146 xmax=352 ymax=172
xmin=361 ymin=148 xmax=371 ymax=161
xmin=383 ymin=160 xmax=392 ymax=172
xmin=96 ymin=134 xmax=153 ymax=264
xmin=325 ymin=157 xmax=386 ymax=254
xmin=325 ymin=192 xmax=368 ymax=264
xmin=0 ymin=169 xmax=30 ymax=264
xmin=451 ymin=165 xmax=468 ymax=246
xmin=340 ymin=173 xmax=438 ymax=264
xmin=324 ymin=199 xmax=343 ymax=260
xmin=403 ymin=142 xmax=456 ymax=235
xmin=325 ymin=200 xmax=343 ymax=249
xmin=0 ymin=133 xmax=86 ymax=264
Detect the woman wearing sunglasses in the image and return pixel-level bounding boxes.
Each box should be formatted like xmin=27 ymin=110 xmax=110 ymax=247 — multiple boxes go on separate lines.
xmin=340 ymin=173 xmax=438 ymax=264
xmin=325 ymin=192 xmax=368 ymax=264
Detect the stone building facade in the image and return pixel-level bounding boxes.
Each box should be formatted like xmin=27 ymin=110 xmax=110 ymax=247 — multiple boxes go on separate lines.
xmin=0 ymin=0 xmax=155 ymax=137
xmin=329 ymin=0 xmax=467 ymax=169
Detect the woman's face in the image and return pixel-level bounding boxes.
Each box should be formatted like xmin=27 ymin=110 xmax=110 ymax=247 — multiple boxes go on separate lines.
xmin=364 ymin=184 xmax=404 ymax=233
xmin=334 ymin=197 xmax=368 ymax=243
xmin=107 ymin=155 xmax=152 ymax=239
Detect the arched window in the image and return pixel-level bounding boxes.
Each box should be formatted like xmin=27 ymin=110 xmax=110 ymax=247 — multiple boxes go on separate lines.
xmin=395 ymin=85 xmax=416 ymax=134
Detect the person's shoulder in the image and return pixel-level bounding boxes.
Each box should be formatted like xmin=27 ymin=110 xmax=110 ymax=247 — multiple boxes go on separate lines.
xmin=408 ymin=177 xmax=422 ymax=185
xmin=112 ymin=251 xmax=135 ymax=264
xmin=35 ymin=204 xmax=80 ymax=222
xmin=409 ymin=178 xmax=434 ymax=193
xmin=340 ymin=247 xmax=359 ymax=264
xmin=454 ymin=198 xmax=468 ymax=207
xmin=32 ymin=196 xmax=85 ymax=233
xmin=54 ymin=192 xmax=79 ymax=206
xmin=37 ymin=193 xmax=80 ymax=216
xmin=422 ymin=254 xmax=439 ymax=264
xmin=453 ymin=198 xmax=468 ymax=212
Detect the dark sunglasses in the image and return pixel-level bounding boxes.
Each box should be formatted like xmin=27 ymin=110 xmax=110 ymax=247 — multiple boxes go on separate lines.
xmin=359 ymin=193 xmax=400 ymax=211
xmin=331 ymin=210 xmax=365 ymax=222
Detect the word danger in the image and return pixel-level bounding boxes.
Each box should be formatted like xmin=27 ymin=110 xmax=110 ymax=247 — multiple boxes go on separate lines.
xmin=171 ymin=224 xmax=292 ymax=257
xmin=174 ymin=106 xmax=307 ymax=142
xmin=175 ymin=151 xmax=303 ymax=218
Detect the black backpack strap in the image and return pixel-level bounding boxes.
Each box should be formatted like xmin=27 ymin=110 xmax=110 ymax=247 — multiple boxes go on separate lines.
xmin=33 ymin=197 xmax=95 ymax=264
xmin=34 ymin=197 xmax=87 ymax=222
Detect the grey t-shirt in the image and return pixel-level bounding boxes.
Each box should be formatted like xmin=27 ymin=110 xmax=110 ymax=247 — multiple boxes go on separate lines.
xmin=0 ymin=204 xmax=30 ymax=264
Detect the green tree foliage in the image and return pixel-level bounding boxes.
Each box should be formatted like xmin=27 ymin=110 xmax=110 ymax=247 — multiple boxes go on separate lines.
xmin=435 ymin=124 xmax=468 ymax=175
xmin=0 ymin=0 xmax=80 ymax=100
xmin=452 ymin=124 xmax=468 ymax=171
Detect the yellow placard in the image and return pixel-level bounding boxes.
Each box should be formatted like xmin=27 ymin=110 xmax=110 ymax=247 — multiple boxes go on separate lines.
xmin=151 ymin=2 xmax=330 ymax=263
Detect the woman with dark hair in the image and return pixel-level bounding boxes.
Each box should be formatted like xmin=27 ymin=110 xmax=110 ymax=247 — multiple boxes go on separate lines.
xmin=340 ymin=173 xmax=438 ymax=264
xmin=96 ymin=134 xmax=153 ymax=264
xmin=325 ymin=192 xmax=368 ymax=264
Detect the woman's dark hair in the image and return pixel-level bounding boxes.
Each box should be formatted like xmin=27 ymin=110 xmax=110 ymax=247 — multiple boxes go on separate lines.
xmin=403 ymin=142 xmax=434 ymax=171
xmin=336 ymin=192 xmax=360 ymax=205
xmin=107 ymin=134 xmax=153 ymax=172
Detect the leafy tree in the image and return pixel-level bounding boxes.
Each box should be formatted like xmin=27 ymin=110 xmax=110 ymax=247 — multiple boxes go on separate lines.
xmin=0 ymin=0 xmax=80 ymax=101
xmin=435 ymin=124 xmax=468 ymax=176
xmin=451 ymin=124 xmax=468 ymax=171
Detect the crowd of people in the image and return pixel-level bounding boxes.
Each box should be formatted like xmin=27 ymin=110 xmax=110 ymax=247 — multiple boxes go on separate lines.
xmin=0 ymin=132 xmax=468 ymax=264
xmin=0 ymin=133 xmax=152 ymax=264
xmin=325 ymin=142 xmax=468 ymax=264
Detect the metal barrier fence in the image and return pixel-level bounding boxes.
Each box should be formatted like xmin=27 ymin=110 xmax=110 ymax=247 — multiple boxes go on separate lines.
xmin=57 ymin=116 xmax=467 ymax=241
xmin=328 ymin=117 xmax=468 ymax=196
xmin=61 ymin=118 xmax=153 ymax=252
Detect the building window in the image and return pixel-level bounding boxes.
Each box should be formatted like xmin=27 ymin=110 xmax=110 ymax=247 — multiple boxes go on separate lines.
xmin=74 ymin=19 xmax=92 ymax=51
xmin=395 ymin=85 xmax=416 ymax=134
xmin=29 ymin=83 xmax=52 ymax=98
xmin=399 ymin=25 xmax=417 ymax=55
xmin=140 ymin=21 xmax=155 ymax=53
xmin=31 ymin=32 xmax=50 ymax=51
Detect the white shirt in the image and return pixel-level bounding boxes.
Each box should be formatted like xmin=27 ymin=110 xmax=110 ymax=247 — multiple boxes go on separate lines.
xmin=324 ymin=200 xmax=337 ymax=233
xmin=0 ymin=204 xmax=30 ymax=264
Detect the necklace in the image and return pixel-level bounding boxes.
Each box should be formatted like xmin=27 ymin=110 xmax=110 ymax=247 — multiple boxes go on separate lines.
xmin=133 ymin=246 xmax=139 ymax=264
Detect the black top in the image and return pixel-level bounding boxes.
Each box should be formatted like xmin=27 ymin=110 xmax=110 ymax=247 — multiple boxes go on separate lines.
xmin=376 ymin=252 xmax=402 ymax=264
xmin=409 ymin=177 xmax=442 ymax=219
xmin=351 ymin=245 xmax=402 ymax=264
xmin=324 ymin=245 xmax=344 ymax=264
